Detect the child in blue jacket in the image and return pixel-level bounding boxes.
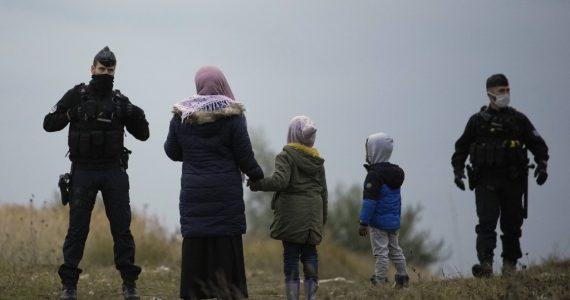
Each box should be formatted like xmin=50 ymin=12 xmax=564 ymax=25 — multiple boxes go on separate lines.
xmin=358 ymin=132 xmax=409 ymax=288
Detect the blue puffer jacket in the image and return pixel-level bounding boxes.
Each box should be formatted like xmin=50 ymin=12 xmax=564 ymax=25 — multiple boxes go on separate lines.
xmin=164 ymin=102 xmax=263 ymax=238
xmin=359 ymin=162 xmax=405 ymax=230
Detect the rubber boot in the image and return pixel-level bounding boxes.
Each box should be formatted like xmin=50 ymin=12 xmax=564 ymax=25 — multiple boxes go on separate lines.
xmin=285 ymin=280 xmax=300 ymax=300
xmin=304 ymin=279 xmax=318 ymax=300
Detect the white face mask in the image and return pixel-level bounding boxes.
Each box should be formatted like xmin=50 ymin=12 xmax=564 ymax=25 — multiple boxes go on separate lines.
xmin=489 ymin=92 xmax=511 ymax=108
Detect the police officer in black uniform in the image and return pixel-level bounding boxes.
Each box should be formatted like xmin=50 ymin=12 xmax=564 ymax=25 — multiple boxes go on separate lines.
xmin=451 ymin=74 xmax=549 ymax=278
xmin=44 ymin=47 xmax=149 ymax=300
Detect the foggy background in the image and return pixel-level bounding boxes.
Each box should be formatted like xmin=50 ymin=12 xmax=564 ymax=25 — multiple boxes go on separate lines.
xmin=1 ymin=0 xmax=569 ymax=275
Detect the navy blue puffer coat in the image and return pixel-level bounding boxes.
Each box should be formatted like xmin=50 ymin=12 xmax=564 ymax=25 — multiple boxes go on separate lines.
xmin=164 ymin=101 xmax=263 ymax=237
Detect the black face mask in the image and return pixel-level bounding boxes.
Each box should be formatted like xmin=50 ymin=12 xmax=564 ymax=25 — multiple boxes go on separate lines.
xmin=89 ymin=74 xmax=114 ymax=95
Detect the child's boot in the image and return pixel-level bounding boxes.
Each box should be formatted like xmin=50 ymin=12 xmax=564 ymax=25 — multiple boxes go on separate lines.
xmin=370 ymin=275 xmax=388 ymax=286
xmin=285 ymin=280 xmax=300 ymax=300
xmin=394 ymin=262 xmax=409 ymax=288
xmin=304 ymin=278 xmax=318 ymax=300
xmin=394 ymin=274 xmax=409 ymax=288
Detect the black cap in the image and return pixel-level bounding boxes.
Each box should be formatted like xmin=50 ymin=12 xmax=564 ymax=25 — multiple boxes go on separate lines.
xmin=486 ymin=73 xmax=509 ymax=90
xmin=93 ymin=46 xmax=116 ymax=67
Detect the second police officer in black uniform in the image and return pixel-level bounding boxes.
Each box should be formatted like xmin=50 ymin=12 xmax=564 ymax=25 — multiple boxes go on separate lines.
xmin=451 ymin=74 xmax=549 ymax=278
xmin=43 ymin=47 xmax=149 ymax=300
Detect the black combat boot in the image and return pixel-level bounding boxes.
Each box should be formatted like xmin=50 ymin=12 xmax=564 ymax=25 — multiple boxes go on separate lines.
xmin=394 ymin=274 xmax=409 ymax=288
xmin=472 ymin=261 xmax=493 ymax=278
xmin=59 ymin=287 xmax=77 ymax=300
xmin=122 ymin=282 xmax=140 ymax=300
xmin=501 ymin=259 xmax=517 ymax=275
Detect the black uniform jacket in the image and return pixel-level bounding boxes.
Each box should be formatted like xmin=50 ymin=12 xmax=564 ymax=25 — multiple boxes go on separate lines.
xmin=451 ymin=106 xmax=548 ymax=175
xmin=43 ymin=83 xmax=149 ymax=165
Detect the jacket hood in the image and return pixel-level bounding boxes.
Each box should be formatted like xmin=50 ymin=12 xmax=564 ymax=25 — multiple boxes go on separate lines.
xmin=172 ymin=94 xmax=244 ymax=125
xmin=365 ymin=162 xmax=404 ymax=189
xmin=283 ymin=144 xmax=324 ymax=175
xmin=366 ymin=132 xmax=393 ymax=164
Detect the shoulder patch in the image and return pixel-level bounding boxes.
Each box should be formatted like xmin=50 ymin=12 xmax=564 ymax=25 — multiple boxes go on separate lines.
xmin=365 ymin=182 xmax=373 ymax=189
xmin=532 ymin=129 xmax=541 ymax=137
xmin=49 ymin=104 xmax=58 ymax=113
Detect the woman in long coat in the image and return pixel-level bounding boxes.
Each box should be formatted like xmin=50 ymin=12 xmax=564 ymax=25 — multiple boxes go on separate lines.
xmin=164 ymin=66 xmax=264 ymax=300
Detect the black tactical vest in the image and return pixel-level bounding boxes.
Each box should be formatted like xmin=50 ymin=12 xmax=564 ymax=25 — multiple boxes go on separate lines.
xmin=67 ymin=84 xmax=125 ymax=163
xmin=469 ymin=107 xmax=527 ymax=169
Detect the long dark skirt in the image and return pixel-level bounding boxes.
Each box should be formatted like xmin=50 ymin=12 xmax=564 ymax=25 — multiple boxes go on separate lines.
xmin=180 ymin=236 xmax=248 ymax=300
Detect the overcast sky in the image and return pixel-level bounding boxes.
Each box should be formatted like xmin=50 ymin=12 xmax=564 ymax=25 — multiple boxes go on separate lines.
xmin=1 ymin=0 xmax=569 ymax=275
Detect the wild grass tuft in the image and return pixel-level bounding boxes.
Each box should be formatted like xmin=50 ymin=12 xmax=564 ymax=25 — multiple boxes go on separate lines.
xmin=0 ymin=196 xmax=180 ymax=268
xmin=1 ymin=201 xmax=568 ymax=299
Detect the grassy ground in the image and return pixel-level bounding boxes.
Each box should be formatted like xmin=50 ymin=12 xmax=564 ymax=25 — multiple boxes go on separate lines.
xmin=1 ymin=259 xmax=569 ymax=299
xmin=1 ymin=202 xmax=569 ymax=299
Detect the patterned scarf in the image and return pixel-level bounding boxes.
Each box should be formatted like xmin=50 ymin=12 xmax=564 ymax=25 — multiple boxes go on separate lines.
xmin=173 ymin=94 xmax=236 ymax=122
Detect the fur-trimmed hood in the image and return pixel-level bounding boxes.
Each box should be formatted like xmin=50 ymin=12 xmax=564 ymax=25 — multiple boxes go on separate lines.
xmin=172 ymin=94 xmax=245 ymax=125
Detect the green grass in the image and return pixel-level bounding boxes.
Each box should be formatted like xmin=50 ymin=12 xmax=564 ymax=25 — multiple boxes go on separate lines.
xmin=1 ymin=260 xmax=569 ymax=299
xmin=1 ymin=202 xmax=569 ymax=299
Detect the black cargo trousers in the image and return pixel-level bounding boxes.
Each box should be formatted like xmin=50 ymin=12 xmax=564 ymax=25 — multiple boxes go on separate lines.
xmin=474 ymin=175 xmax=524 ymax=265
xmin=58 ymin=165 xmax=141 ymax=288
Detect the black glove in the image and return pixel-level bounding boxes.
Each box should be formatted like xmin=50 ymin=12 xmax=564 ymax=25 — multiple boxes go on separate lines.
xmin=67 ymin=105 xmax=84 ymax=121
xmin=534 ymin=163 xmax=548 ymax=185
xmin=122 ymin=103 xmax=145 ymax=120
xmin=454 ymin=169 xmax=466 ymax=191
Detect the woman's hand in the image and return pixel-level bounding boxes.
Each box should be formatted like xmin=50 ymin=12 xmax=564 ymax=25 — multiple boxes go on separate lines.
xmin=247 ymin=179 xmax=260 ymax=191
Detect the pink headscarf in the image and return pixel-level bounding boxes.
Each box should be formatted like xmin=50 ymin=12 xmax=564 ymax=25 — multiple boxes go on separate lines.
xmin=287 ymin=116 xmax=317 ymax=147
xmin=194 ymin=66 xmax=235 ymax=100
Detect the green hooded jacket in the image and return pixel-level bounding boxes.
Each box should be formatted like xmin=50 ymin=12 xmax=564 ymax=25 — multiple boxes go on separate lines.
xmin=251 ymin=143 xmax=328 ymax=245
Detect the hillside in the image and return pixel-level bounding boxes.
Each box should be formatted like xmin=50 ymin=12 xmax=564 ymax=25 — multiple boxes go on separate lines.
xmin=1 ymin=202 xmax=568 ymax=299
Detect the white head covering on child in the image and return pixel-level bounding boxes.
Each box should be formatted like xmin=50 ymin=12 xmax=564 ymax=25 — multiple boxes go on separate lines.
xmin=287 ymin=116 xmax=317 ymax=147
xmin=366 ymin=132 xmax=393 ymax=164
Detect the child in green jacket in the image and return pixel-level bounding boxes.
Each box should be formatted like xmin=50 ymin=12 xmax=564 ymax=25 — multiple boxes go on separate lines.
xmin=249 ymin=115 xmax=327 ymax=300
